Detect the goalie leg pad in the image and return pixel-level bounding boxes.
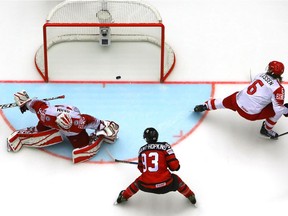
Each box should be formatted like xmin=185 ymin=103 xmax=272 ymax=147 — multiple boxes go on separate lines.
xmin=72 ymin=136 xmax=104 ymax=164
xmin=7 ymin=130 xmax=23 ymax=152
xmin=7 ymin=127 xmax=63 ymax=152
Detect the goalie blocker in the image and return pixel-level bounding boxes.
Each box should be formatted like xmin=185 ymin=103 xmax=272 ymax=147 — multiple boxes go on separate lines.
xmin=7 ymin=121 xmax=119 ymax=164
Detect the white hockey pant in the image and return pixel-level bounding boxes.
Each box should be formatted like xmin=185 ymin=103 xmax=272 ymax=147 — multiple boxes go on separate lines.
xmin=7 ymin=127 xmax=63 ymax=152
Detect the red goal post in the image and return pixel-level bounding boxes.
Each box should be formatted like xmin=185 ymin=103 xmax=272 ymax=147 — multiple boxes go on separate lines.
xmin=34 ymin=0 xmax=176 ymax=83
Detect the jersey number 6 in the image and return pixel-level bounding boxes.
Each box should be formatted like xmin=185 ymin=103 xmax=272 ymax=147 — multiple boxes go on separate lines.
xmin=247 ymin=80 xmax=264 ymax=95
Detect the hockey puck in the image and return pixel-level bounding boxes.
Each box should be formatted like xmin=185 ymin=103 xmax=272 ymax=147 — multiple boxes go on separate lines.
xmin=116 ymin=76 xmax=121 ymax=80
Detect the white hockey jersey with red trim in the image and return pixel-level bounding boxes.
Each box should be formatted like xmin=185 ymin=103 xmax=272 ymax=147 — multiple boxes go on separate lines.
xmin=236 ymin=73 xmax=285 ymax=119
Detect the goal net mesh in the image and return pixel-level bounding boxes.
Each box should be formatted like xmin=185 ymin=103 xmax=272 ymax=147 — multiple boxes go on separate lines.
xmin=35 ymin=0 xmax=175 ymax=82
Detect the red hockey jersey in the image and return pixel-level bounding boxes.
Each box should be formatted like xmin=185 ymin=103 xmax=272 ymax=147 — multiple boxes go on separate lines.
xmin=137 ymin=142 xmax=180 ymax=189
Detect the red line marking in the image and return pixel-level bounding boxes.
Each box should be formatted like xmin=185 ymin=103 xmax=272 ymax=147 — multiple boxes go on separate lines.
xmin=0 ymin=109 xmax=15 ymax=131
xmin=171 ymin=83 xmax=216 ymax=147
xmin=173 ymin=130 xmax=183 ymax=138
xmin=0 ymin=79 xmax=266 ymax=85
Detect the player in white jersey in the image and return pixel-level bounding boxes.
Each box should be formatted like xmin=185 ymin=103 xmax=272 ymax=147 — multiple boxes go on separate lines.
xmin=194 ymin=61 xmax=288 ymax=139
xmin=7 ymin=90 xmax=119 ymax=163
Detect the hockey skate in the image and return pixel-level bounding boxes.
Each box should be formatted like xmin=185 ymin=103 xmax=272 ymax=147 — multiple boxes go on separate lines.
xmin=187 ymin=194 xmax=197 ymax=205
xmin=260 ymin=122 xmax=278 ymax=140
xmin=194 ymin=104 xmax=208 ymax=112
xmin=115 ymin=190 xmax=127 ymax=205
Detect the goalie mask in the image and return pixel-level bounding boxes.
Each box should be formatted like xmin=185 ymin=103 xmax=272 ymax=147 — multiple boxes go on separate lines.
xmin=143 ymin=127 xmax=158 ymax=144
xmin=56 ymin=113 xmax=73 ymax=130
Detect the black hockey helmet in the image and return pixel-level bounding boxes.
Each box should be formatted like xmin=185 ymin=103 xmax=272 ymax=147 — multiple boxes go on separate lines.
xmin=143 ymin=127 xmax=158 ymax=143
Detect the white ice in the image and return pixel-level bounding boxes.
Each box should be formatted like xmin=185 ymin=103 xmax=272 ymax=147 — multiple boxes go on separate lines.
xmin=1 ymin=1 xmax=288 ymax=216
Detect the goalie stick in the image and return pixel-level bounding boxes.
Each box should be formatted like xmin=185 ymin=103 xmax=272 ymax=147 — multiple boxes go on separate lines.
xmin=105 ymin=148 xmax=138 ymax=165
xmin=0 ymin=95 xmax=65 ymax=109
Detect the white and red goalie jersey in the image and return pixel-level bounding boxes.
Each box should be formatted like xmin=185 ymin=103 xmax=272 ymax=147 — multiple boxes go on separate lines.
xmin=26 ymin=99 xmax=101 ymax=137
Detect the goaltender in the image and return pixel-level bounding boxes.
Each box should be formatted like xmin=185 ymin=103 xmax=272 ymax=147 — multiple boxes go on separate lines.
xmin=7 ymin=90 xmax=119 ymax=163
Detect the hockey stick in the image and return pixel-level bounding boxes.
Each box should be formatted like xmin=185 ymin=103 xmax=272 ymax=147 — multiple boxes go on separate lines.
xmin=249 ymin=69 xmax=253 ymax=82
xmin=114 ymin=159 xmax=138 ymax=165
xmin=0 ymin=95 xmax=65 ymax=109
xmin=278 ymin=131 xmax=288 ymax=137
xmin=105 ymin=148 xmax=138 ymax=165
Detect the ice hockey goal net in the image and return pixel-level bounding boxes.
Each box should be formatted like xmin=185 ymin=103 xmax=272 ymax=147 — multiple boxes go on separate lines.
xmin=35 ymin=0 xmax=175 ymax=82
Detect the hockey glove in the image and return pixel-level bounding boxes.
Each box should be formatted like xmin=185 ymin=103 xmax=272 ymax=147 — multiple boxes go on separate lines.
xmin=14 ymin=90 xmax=31 ymax=113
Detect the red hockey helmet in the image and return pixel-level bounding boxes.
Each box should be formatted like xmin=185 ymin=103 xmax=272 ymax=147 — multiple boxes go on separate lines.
xmin=268 ymin=61 xmax=284 ymax=75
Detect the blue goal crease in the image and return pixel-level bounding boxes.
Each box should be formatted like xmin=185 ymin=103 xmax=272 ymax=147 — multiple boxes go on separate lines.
xmin=0 ymin=83 xmax=211 ymax=162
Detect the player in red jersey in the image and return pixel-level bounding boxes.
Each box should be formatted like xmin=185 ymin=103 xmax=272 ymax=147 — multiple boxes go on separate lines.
xmin=194 ymin=61 xmax=288 ymax=139
xmin=116 ymin=127 xmax=196 ymax=205
xmin=7 ymin=90 xmax=119 ymax=163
